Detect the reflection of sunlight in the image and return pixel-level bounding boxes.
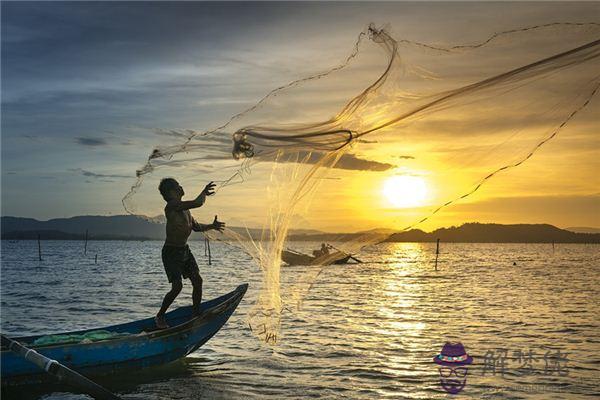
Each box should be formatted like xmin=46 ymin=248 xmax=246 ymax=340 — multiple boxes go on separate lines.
xmin=376 ymin=243 xmax=427 ymax=336
xmin=368 ymin=243 xmax=429 ymax=377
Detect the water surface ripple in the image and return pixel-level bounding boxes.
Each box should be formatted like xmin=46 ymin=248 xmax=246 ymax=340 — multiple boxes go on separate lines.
xmin=1 ymin=241 xmax=598 ymax=399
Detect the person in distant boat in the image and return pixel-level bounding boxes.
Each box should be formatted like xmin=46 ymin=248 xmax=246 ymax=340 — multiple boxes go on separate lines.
xmin=155 ymin=178 xmax=225 ymax=329
xmin=313 ymin=243 xmax=330 ymax=258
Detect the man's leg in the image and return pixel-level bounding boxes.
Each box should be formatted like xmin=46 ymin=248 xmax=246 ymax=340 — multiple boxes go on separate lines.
xmin=156 ymin=280 xmax=183 ymax=328
xmin=190 ymin=272 xmax=203 ymax=316
xmin=185 ymin=247 xmax=203 ymax=316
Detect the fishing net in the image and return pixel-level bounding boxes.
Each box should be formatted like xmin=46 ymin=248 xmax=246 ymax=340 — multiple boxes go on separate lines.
xmin=32 ymin=330 xmax=131 ymax=347
xmin=123 ymin=23 xmax=600 ymax=343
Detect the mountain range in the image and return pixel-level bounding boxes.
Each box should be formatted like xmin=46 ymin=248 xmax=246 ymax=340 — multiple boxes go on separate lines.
xmin=1 ymin=215 xmax=599 ymax=243
xmin=0 ymin=215 xmax=321 ymax=241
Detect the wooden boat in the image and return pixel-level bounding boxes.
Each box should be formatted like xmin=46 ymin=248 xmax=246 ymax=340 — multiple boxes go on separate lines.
xmin=281 ymin=250 xmax=314 ymax=265
xmin=1 ymin=284 xmax=248 ymax=386
xmin=281 ymin=250 xmax=351 ymax=266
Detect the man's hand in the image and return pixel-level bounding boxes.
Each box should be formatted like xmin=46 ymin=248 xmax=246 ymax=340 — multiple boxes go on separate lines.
xmin=169 ymin=180 xmax=219 ymax=213
xmin=202 ymin=181 xmax=217 ymax=197
xmin=211 ymin=215 xmax=225 ymax=232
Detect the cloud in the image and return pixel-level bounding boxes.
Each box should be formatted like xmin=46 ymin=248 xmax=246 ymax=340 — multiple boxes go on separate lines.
xmin=336 ymin=153 xmax=395 ymax=171
xmin=2 ymin=2 xmax=598 ymax=224
xmin=153 ymin=128 xmax=192 ymax=138
xmin=259 ymin=151 xmax=395 ymax=172
xmin=70 ymin=168 xmax=130 ymax=179
xmin=75 ymin=137 xmax=108 ymax=147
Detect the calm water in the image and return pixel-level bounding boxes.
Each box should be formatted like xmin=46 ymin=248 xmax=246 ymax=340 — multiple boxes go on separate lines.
xmin=1 ymin=240 xmax=599 ymax=399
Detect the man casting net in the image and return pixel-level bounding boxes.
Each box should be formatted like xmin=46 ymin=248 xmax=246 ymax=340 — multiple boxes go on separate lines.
xmin=123 ymin=22 xmax=600 ymax=343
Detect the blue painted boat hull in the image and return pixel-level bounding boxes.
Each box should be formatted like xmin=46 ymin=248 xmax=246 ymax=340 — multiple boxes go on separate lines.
xmin=1 ymin=283 xmax=248 ymax=386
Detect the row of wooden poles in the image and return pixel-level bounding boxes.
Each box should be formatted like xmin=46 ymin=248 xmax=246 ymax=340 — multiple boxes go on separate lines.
xmin=18 ymin=232 xmax=214 ymax=399
xmin=36 ymin=230 xmax=437 ymax=268
xmin=19 ymin=231 xmax=118 ymax=398
xmin=431 ymin=239 xmax=557 ymax=270
xmin=36 ymin=230 xmax=97 ymax=264
xmin=36 ymin=230 xmax=214 ymax=265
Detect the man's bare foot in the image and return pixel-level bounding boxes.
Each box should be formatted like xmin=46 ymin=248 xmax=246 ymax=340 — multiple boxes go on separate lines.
xmin=192 ymin=308 xmax=203 ymax=318
xmin=155 ymin=314 xmax=169 ymax=329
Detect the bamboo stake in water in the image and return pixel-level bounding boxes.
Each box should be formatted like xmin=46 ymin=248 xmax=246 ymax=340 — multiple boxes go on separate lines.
xmin=84 ymin=229 xmax=88 ymax=255
xmin=206 ymin=237 xmax=212 ymax=266
xmin=37 ymin=234 xmax=42 ymax=261
xmin=434 ymin=238 xmax=440 ymax=271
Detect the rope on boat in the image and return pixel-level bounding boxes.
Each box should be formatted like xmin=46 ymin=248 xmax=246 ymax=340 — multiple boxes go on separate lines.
xmin=1 ymin=334 xmax=122 ymax=400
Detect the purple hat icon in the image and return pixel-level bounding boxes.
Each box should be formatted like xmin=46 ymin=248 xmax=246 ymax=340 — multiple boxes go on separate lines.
xmin=433 ymin=342 xmax=473 ymax=367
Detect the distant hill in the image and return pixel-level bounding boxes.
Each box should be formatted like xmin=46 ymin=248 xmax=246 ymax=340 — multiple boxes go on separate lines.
xmin=274 ymin=223 xmax=600 ymax=243
xmin=383 ymin=223 xmax=600 ymax=243
xmin=1 ymin=230 xmax=151 ymax=241
xmin=1 ymin=215 xmax=165 ymax=240
xmin=2 ymin=230 xmax=84 ymax=240
xmin=566 ymin=226 xmax=600 ymax=234
xmin=2 ymin=217 xmax=599 ymax=243
xmin=0 ymin=215 xmax=324 ymax=241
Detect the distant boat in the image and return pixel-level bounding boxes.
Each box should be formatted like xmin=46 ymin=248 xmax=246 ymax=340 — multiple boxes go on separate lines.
xmin=1 ymin=284 xmax=248 ymax=386
xmin=281 ymin=249 xmax=352 ymax=266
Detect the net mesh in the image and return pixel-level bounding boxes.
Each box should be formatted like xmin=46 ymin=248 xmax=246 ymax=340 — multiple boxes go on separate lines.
xmin=123 ymin=23 xmax=600 ymax=343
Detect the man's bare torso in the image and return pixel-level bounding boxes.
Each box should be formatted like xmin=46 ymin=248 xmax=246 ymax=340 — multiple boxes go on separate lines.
xmin=165 ymin=207 xmax=193 ymax=247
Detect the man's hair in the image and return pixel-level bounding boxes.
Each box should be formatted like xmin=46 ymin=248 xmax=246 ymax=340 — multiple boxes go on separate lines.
xmin=158 ymin=178 xmax=179 ymax=201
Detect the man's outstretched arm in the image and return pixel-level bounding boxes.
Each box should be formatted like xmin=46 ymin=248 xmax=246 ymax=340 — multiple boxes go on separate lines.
xmin=166 ymin=182 xmax=216 ymax=212
xmin=193 ymin=215 xmax=225 ymax=232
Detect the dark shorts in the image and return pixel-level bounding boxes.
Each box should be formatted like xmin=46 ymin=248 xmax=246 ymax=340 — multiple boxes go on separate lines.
xmin=162 ymin=245 xmax=200 ymax=283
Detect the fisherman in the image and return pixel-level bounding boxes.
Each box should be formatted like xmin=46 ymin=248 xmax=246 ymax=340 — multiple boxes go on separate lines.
xmin=313 ymin=243 xmax=330 ymax=258
xmin=155 ymin=178 xmax=225 ymax=329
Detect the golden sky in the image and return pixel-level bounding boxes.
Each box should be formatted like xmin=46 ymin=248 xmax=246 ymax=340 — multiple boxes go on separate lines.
xmin=2 ymin=2 xmax=599 ymax=231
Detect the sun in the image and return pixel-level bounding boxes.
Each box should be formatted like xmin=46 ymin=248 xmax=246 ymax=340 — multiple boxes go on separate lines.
xmin=383 ymin=175 xmax=428 ymax=208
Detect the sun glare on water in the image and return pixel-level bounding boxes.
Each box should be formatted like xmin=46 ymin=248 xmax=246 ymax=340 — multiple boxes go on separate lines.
xmin=383 ymin=175 xmax=428 ymax=208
